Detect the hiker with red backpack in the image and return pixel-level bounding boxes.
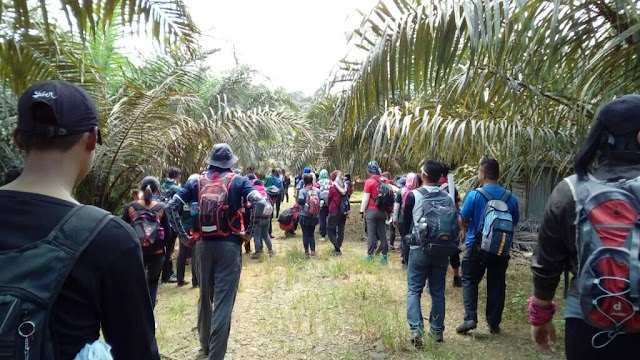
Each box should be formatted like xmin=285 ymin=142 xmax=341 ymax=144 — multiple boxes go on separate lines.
xmin=298 ymin=173 xmax=321 ymax=259
xmin=122 ymin=176 xmax=171 ymax=309
xmin=456 ymin=157 xmax=520 ymax=335
xmin=531 ymin=95 xmax=640 ymax=358
xmin=0 ymin=80 xmax=158 ymax=359
xmin=165 ymin=143 xmax=266 ymax=359
xmin=360 ymin=161 xmax=395 ymax=263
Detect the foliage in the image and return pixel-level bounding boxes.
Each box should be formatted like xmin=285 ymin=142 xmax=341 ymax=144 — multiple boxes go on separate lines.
xmin=336 ymin=0 xmax=640 ymax=184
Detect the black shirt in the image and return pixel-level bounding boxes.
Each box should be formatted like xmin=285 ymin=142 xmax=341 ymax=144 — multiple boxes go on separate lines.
xmin=0 ymin=190 xmax=159 ymax=360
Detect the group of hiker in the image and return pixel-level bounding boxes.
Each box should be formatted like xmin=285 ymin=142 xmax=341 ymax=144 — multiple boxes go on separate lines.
xmin=0 ymin=80 xmax=639 ymax=360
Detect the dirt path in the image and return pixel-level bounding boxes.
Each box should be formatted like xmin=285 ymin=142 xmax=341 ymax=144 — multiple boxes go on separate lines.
xmin=155 ymin=198 xmax=565 ymax=360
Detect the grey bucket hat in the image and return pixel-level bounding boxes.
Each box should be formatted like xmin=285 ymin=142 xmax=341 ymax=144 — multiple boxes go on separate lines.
xmin=206 ymin=143 xmax=239 ymax=168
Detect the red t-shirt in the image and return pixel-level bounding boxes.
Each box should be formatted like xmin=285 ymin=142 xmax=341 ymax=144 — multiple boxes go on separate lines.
xmin=364 ymin=175 xmax=386 ymax=210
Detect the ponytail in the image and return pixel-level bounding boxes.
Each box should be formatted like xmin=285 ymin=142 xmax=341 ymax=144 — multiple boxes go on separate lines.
xmin=143 ymin=185 xmax=153 ymax=205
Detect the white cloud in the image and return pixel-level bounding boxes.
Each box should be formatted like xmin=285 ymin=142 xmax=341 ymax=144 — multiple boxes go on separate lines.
xmin=185 ymin=0 xmax=377 ymax=95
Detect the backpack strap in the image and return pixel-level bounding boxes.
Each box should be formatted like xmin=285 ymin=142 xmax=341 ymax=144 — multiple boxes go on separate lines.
xmin=499 ymin=190 xmax=512 ymax=202
xmin=44 ymin=205 xmax=112 ymax=307
xmin=131 ymin=201 xmax=144 ymax=211
xmin=630 ymin=223 xmax=640 ymax=301
xmin=476 ymin=187 xmax=494 ymax=201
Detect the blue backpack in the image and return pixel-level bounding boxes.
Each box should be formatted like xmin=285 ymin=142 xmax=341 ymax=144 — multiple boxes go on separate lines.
xmin=477 ymin=188 xmax=515 ymax=257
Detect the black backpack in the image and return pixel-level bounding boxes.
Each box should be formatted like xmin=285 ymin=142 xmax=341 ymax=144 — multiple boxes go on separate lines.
xmin=375 ymin=178 xmax=395 ymax=211
xmin=0 ymin=205 xmax=113 ymax=359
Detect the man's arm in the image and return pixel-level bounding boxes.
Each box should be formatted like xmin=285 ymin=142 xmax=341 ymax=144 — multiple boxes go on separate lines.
xmin=166 ymin=179 xmax=197 ymax=243
xmin=531 ymin=181 xmax=574 ymax=301
xmin=100 ymin=221 xmax=160 ymax=360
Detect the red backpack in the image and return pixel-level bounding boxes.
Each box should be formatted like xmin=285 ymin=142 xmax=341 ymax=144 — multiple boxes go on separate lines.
xmin=306 ymin=189 xmax=321 ymax=216
xmin=197 ymin=172 xmax=243 ymax=237
xmin=567 ymin=174 xmax=640 ymax=348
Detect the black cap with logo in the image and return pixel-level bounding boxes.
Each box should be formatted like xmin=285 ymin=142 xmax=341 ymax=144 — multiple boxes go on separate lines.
xmin=17 ymin=80 xmax=99 ymax=139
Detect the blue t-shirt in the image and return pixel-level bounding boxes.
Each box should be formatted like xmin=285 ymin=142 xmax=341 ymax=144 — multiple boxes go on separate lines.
xmin=459 ymin=184 xmax=520 ymax=248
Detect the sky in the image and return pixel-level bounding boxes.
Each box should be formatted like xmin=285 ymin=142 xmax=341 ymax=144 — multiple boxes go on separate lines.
xmin=183 ymin=0 xmax=377 ymax=95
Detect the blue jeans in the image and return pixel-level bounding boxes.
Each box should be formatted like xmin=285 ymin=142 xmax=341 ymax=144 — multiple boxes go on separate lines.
xmin=300 ymin=221 xmax=316 ymax=253
xmin=253 ymin=217 xmax=273 ymax=253
xmin=407 ymin=248 xmax=448 ymax=335
xmin=196 ymin=241 xmax=242 ymax=359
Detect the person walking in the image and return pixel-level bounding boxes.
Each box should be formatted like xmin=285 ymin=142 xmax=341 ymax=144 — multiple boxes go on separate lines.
xmin=360 ymin=161 xmax=393 ymax=263
xmin=394 ymin=173 xmax=420 ymax=269
xmin=122 ymin=177 xmax=172 ymax=308
xmin=165 ymin=143 xmax=266 ymax=359
xmin=531 ymin=95 xmax=640 ymax=358
xmin=404 ymin=160 xmax=460 ymax=346
xmin=327 ymin=170 xmax=349 ymax=255
xmin=0 ymin=80 xmax=159 ymax=359
xmin=438 ymin=163 xmax=463 ymax=288
xmin=282 ymin=169 xmax=291 ymax=203
xmin=175 ymin=174 xmax=200 ymax=287
xmin=160 ymin=166 xmax=182 ymax=284
xmin=249 ymin=179 xmax=275 ymax=259
xmin=456 ymin=157 xmax=520 ymax=335
xmin=297 ymin=173 xmax=320 ymax=259
xmin=318 ymin=169 xmax=331 ymax=241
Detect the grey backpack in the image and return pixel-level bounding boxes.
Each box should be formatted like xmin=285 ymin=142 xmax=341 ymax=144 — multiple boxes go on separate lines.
xmin=0 ymin=205 xmax=112 ymax=359
xmin=566 ymin=174 xmax=640 ymax=348
xmin=408 ymin=188 xmax=459 ymax=256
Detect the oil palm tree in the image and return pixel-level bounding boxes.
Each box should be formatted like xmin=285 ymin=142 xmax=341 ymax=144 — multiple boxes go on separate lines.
xmin=336 ymin=0 xmax=640 ymax=184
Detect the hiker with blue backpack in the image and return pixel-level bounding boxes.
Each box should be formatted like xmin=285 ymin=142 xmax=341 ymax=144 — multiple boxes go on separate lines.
xmin=175 ymin=173 xmax=200 ymax=287
xmin=403 ymin=160 xmax=460 ymax=346
xmin=360 ymin=161 xmax=395 ymax=263
xmin=531 ymin=95 xmax=640 ymax=358
xmin=456 ymin=157 xmax=519 ymax=335
xmin=0 ymin=80 xmax=159 ymax=359
xmin=160 ymin=167 xmax=182 ymax=284
xmin=318 ymin=169 xmax=331 ymax=241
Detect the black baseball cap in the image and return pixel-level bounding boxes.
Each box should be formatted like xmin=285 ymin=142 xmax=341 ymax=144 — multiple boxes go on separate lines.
xmin=17 ymin=80 xmax=100 ymax=142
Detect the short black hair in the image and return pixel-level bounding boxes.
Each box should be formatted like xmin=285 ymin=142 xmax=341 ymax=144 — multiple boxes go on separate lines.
xmin=18 ymin=103 xmax=85 ymax=153
xmin=254 ymin=179 xmax=263 ymax=186
xmin=303 ymin=173 xmax=313 ymax=185
xmin=422 ymin=160 xmax=443 ymax=183
xmin=440 ymin=162 xmax=451 ymax=177
xmin=480 ymin=157 xmax=500 ymax=180
xmin=247 ymin=173 xmax=256 ymax=180
xmin=167 ymin=166 xmax=181 ymax=179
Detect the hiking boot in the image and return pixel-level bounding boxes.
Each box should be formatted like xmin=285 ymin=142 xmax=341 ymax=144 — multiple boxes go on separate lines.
xmin=304 ymin=252 xmax=310 ymax=259
xmin=453 ymin=276 xmax=462 ymax=288
xmin=177 ymin=281 xmax=190 ymax=287
xmin=268 ymin=249 xmax=276 ymax=257
xmin=431 ymin=332 xmax=444 ymax=343
xmin=411 ymin=333 xmax=423 ymax=349
xmin=380 ymin=254 xmax=388 ymax=264
xmin=456 ymin=320 xmax=477 ymax=334
xmin=363 ymin=254 xmax=374 ymax=262
xmin=489 ymin=325 xmax=501 ymax=334
xmin=310 ymin=251 xmax=317 ymax=258
xmin=250 ymin=252 xmax=261 ymax=260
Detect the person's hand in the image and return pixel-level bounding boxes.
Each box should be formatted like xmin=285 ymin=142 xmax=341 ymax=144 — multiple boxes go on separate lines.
xmin=183 ymin=236 xmax=197 ymax=248
xmin=393 ymin=221 xmax=399 ymax=228
xmin=532 ymin=321 xmax=556 ymax=355
xmin=360 ymin=212 xmax=364 ymax=219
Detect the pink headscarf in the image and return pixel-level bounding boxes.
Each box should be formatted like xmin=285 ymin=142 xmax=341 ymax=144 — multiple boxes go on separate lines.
xmin=402 ymin=172 xmax=420 ymax=206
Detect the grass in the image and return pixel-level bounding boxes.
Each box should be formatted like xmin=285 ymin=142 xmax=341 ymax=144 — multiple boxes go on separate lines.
xmin=154 ymin=193 xmax=566 ymax=359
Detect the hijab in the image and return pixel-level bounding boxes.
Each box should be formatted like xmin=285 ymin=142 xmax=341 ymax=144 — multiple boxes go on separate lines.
xmin=402 ymin=172 xmax=420 ymax=206
xmin=331 ymin=170 xmax=347 ymax=195
xmin=367 ymin=161 xmax=382 ymax=175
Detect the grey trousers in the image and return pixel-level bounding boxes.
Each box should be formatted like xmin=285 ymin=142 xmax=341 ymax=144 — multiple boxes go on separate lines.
xmin=365 ymin=209 xmax=388 ymax=255
xmin=196 ymin=240 xmax=242 ymax=360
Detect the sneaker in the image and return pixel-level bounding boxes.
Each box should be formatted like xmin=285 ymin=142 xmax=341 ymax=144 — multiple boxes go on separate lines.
xmin=456 ymin=320 xmax=477 ymax=334
xmin=489 ymin=325 xmax=501 ymax=334
xmin=310 ymin=251 xmax=317 ymax=258
xmin=453 ymin=276 xmax=462 ymax=288
xmin=320 ymin=237 xmax=327 ymax=242
xmin=250 ymin=252 xmax=261 ymax=260
xmin=304 ymin=252 xmax=310 ymax=259
xmin=269 ymin=234 xmax=275 ymax=239
xmin=268 ymin=249 xmax=276 ymax=257
xmin=389 ymin=245 xmax=396 ymax=252
xmin=402 ymin=263 xmax=408 ymax=270
xmin=363 ymin=254 xmax=374 ymax=261
xmin=411 ymin=333 xmax=423 ymax=349
xmin=380 ymin=254 xmax=388 ymax=264
xmin=431 ymin=332 xmax=444 ymax=343
xmin=177 ymin=281 xmax=190 ymax=287
xmin=165 ymin=273 xmax=178 ymax=284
